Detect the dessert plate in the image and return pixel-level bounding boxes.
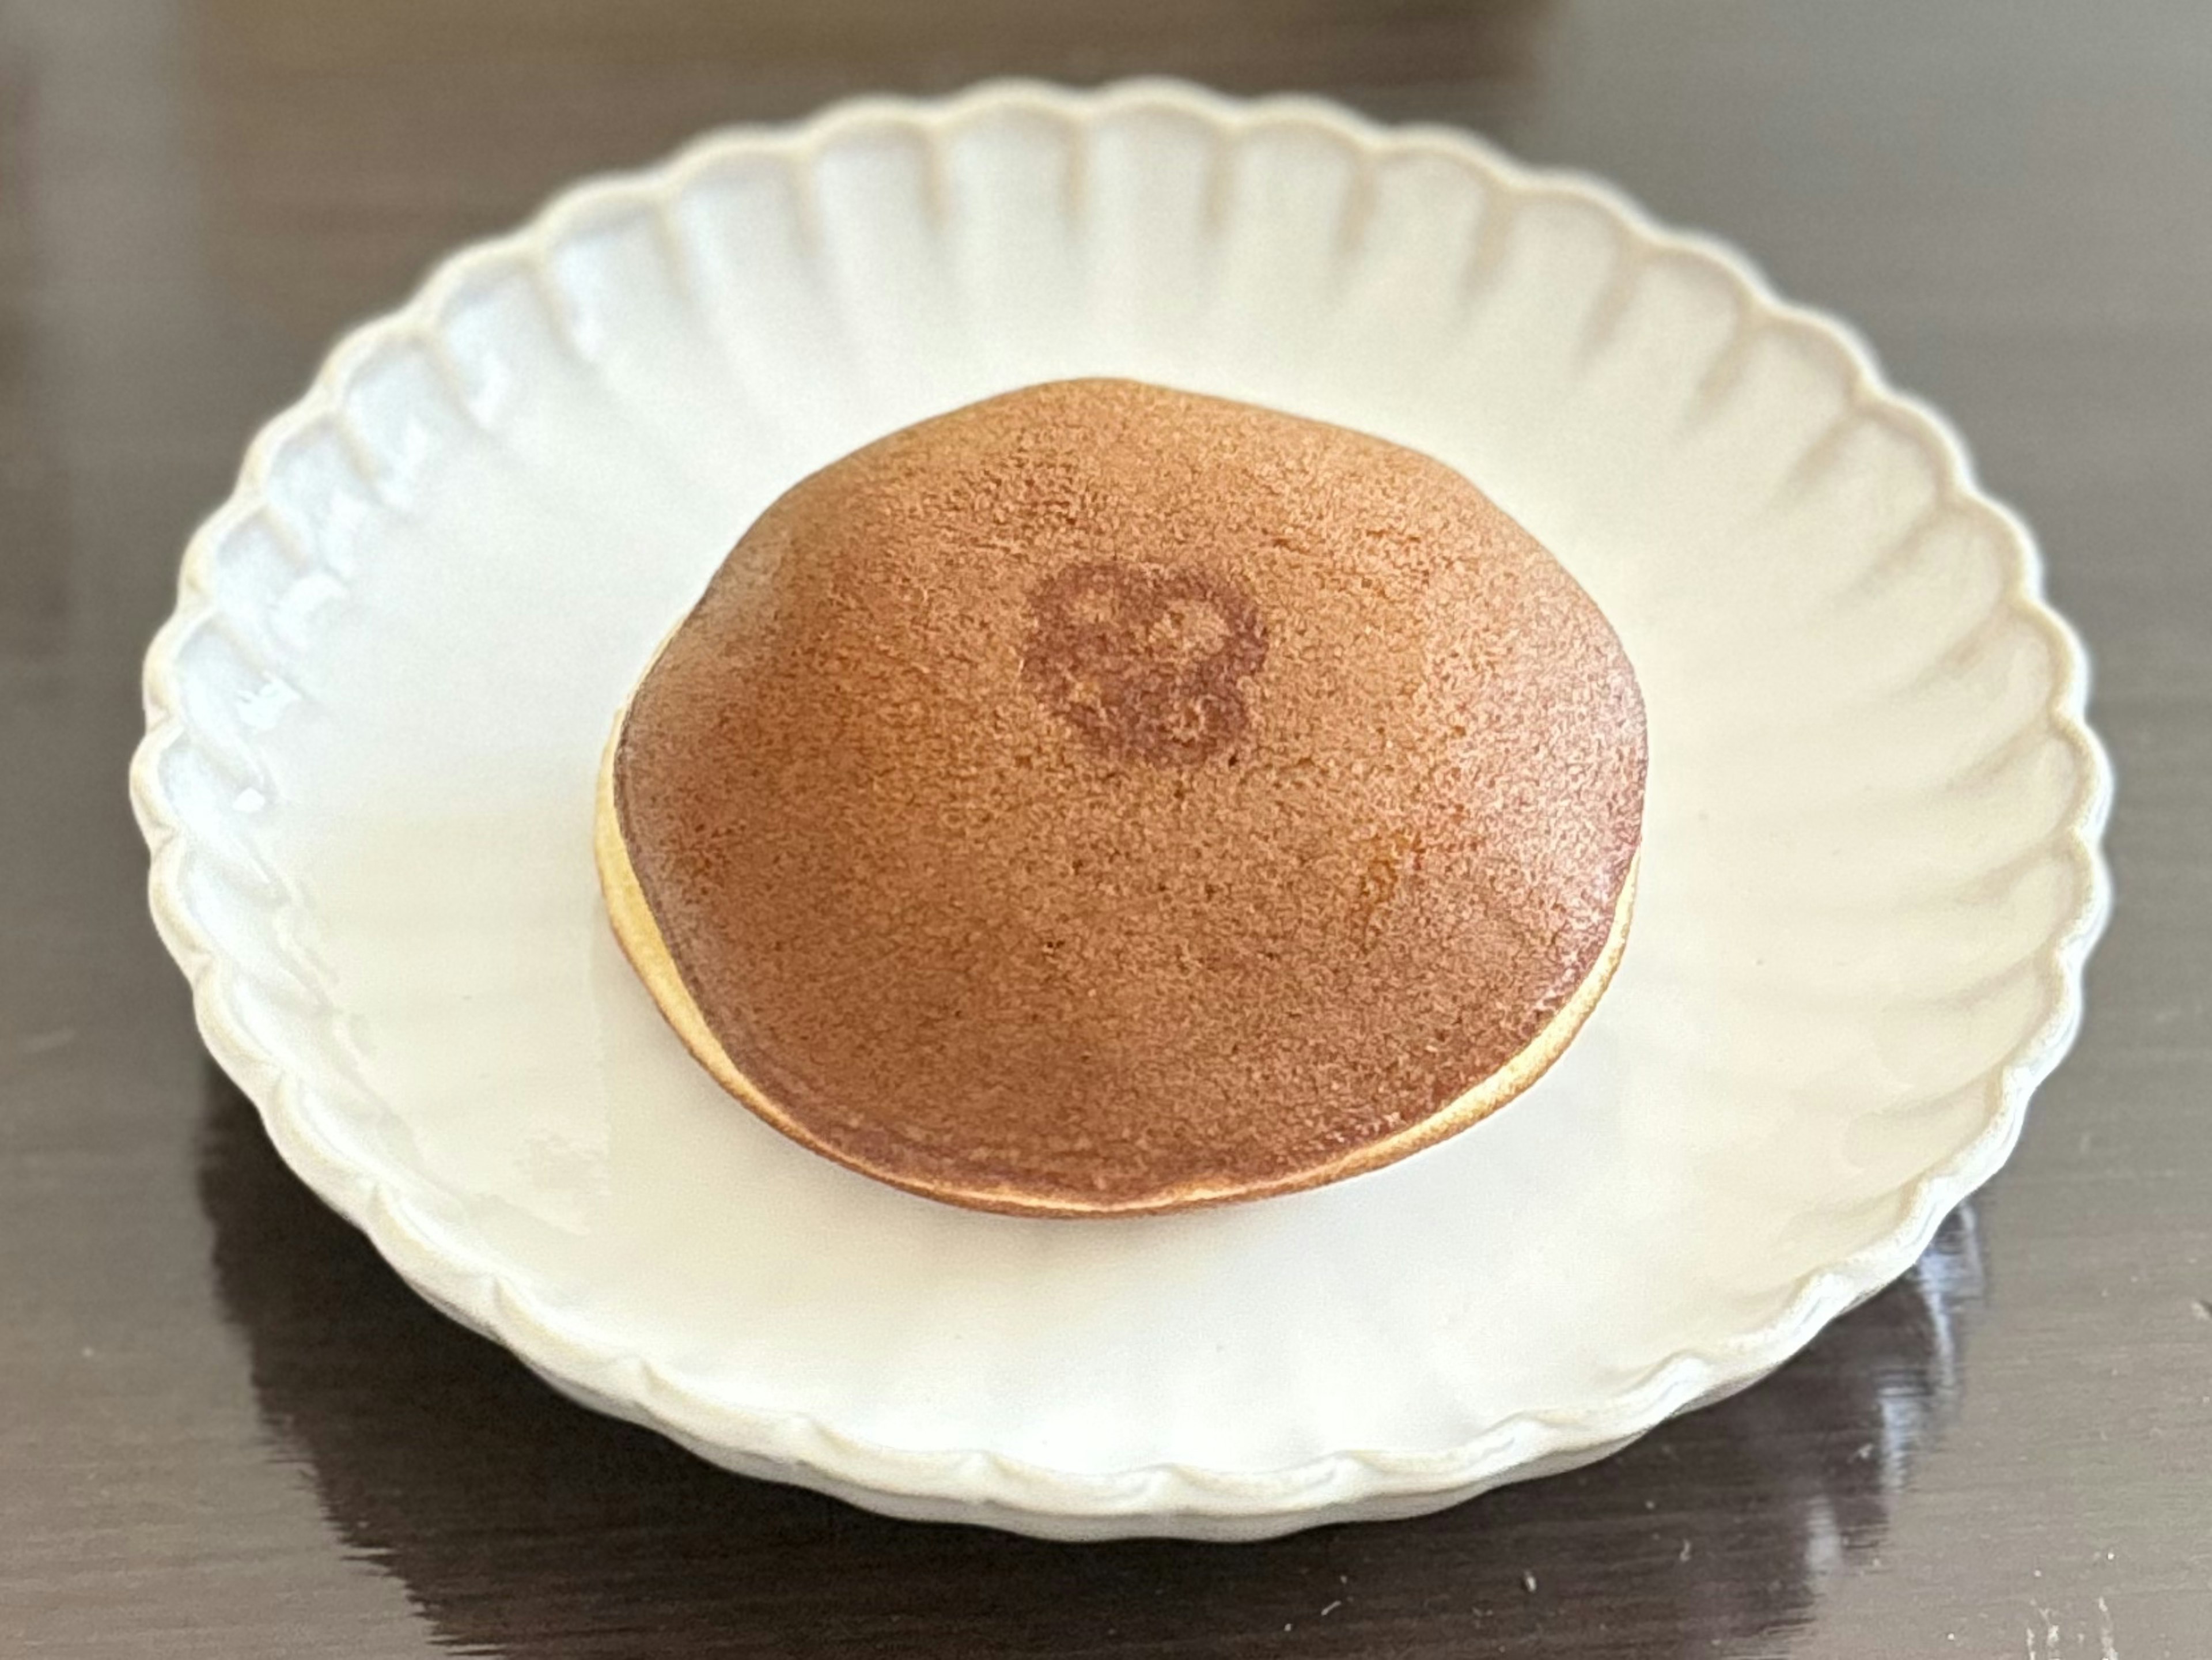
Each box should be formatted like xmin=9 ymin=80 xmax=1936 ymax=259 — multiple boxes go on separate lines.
xmin=133 ymin=80 xmax=2110 ymax=1540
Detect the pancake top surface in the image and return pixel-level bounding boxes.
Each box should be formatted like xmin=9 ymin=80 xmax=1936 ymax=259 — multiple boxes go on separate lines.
xmin=612 ymin=379 xmax=1646 ymax=1211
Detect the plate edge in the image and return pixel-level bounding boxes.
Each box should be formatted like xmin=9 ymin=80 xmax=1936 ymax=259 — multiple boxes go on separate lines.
xmin=128 ymin=74 xmax=2118 ymax=1535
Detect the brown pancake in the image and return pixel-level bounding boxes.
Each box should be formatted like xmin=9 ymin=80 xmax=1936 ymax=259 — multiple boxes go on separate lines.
xmin=601 ymin=379 xmax=1647 ymax=1217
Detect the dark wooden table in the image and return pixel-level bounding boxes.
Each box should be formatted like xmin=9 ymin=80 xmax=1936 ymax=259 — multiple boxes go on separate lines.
xmin=4 ymin=2 xmax=2207 ymax=1654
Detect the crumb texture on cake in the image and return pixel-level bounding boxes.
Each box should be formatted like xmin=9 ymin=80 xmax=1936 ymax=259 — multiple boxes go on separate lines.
xmin=611 ymin=379 xmax=1647 ymax=1212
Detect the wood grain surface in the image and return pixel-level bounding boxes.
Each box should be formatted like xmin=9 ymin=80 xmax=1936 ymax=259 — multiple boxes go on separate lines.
xmin=2 ymin=2 xmax=2206 ymax=1655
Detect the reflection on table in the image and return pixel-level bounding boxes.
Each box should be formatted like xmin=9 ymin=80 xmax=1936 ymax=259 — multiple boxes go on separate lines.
xmin=199 ymin=1068 xmax=1984 ymax=1659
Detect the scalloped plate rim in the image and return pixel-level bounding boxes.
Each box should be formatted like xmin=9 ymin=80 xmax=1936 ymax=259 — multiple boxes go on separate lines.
xmin=130 ymin=76 xmax=2114 ymax=1540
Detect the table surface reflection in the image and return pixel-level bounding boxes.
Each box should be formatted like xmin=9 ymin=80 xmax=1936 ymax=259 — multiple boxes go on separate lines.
xmin=2 ymin=2 xmax=2207 ymax=1656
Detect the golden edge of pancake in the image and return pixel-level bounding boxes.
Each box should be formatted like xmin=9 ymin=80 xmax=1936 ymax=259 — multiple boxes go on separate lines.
xmin=596 ymin=716 xmax=1638 ymax=1219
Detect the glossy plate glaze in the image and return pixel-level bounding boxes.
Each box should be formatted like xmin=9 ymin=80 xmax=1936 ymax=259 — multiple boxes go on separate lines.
xmin=131 ymin=80 xmax=2110 ymax=1540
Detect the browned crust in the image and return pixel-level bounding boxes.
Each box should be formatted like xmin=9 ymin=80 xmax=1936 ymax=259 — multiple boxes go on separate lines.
xmin=603 ymin=379 xmax=1647 ymax=1216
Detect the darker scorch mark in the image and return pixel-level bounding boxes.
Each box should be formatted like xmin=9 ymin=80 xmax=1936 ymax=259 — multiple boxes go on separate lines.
xmin=1021 ymin=558 xmax=1267 ymax=765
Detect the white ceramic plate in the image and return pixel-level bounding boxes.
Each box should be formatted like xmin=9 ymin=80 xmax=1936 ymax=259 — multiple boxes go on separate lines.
xmin=134 ymin=80 xmax=2111 ymax=1540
